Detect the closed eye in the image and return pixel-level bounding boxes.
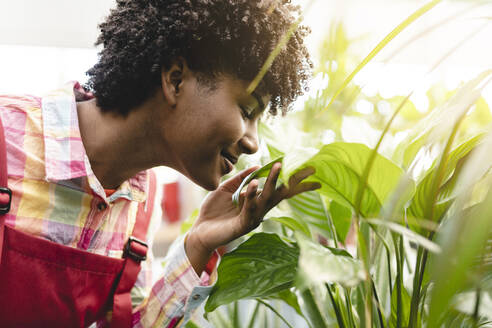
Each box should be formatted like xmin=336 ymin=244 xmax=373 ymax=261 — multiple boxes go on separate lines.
xmin=240 ymin=105 xmax=255 ymax=120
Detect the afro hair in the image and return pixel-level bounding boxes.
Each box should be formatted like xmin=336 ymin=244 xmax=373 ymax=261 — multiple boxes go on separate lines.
xmin=85 ymin=0 xmax=312 ymax=116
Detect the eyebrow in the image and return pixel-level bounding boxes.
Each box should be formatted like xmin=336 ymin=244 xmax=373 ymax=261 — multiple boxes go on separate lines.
xmin=251 ymin=91 xmax=266 ymax=112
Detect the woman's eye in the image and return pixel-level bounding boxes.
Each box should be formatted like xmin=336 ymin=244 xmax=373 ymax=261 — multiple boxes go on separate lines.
xmin=240 ymin=106 xmax=254 ymax=119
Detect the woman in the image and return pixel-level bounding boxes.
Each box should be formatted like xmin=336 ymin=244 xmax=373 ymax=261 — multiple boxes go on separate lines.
xmin=0 ymin=0 xmax=317 ymax=326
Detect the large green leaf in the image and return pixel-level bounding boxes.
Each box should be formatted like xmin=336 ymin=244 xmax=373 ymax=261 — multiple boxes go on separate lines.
xmin=407 ymin=134 xmax=484 ymax=224
xmin=205 ymin=233 xmax=299 ymax=312
xmin=329 ymin=200 xmax=353 ymax=243
xmin=295 ymin=232 xmax=365 ymax=289
xmin=286 ymin=191 xmax=332 ymax=236
xmin=296 ymin=142 xmax=406 ymax=217
xmin=269 ymin=216 xmax=312 ymax=238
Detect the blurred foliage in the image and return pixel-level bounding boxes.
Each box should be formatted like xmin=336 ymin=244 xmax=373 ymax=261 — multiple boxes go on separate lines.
xmin=183 ymin=4 xmax=492 ymax=328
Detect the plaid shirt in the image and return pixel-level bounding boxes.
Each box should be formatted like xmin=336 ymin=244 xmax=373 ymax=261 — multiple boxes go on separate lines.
xmin=0 ymin=82 xmax=216 ymax=327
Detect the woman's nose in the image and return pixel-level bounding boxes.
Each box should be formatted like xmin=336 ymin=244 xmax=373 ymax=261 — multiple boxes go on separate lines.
xmin=240 ymin=122 xmax=259 ymax=155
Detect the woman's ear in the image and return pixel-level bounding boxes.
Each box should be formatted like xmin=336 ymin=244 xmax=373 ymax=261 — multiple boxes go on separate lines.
xmin=161 ymin=58 xmax=187 ymax=108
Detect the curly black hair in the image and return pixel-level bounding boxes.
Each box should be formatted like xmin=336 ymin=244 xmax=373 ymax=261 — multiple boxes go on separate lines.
xmin=85 ymin=0 xmax=312 ymax=116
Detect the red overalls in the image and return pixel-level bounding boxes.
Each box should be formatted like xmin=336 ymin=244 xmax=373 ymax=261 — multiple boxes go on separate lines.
xmin=0 ymin=116 xmax=156 ymax=328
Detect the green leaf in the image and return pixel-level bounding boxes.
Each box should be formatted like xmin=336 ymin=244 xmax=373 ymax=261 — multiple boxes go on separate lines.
xmin=184 ymin=320 xmax=201 ymax=328
xmin=232 ymin=157 xmax=283 ymax=205
xmin=266 ymin=289 xmax=304 ymax=317
xmin=205 ymin=233 xmax=299 ymax=312
xmin=329 ymin=201 xmax=353 ymax=243
xmin=269 ymin=216 xmax=312 ymax=238
xmin=367 ymin=219 xmax=441 ymax=254
xmin=399 ymin=70 xmax=492 ymax=166
xmin=390 ymin=96 xmax=421 ymax=122
xmin=393 ymin=131 xmax=429 ymax=170
xmin=286 ymin=191 xmax=332 ymax=236
xmin=408 ymin=134 xmax=484 ymax=224
xmin=296 ymin=142 xmax=406 ymax=217
xmin=295 ymin=232 xmax=365 ymax=289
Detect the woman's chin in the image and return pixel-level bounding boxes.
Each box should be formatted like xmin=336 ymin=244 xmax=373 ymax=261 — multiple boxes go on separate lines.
xmin=191 ymin=172 xmax=220 ymax=191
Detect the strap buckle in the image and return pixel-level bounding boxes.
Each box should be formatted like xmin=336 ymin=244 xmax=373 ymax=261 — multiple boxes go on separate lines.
xmin=123 ymin=236 xmax=148 ymax=262
xmin=0 ymin=187 xmax=12 ymax=215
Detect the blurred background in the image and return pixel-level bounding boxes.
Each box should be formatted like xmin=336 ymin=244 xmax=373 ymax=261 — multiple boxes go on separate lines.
xmin=0 ymin=0 xmax=490 ymax=266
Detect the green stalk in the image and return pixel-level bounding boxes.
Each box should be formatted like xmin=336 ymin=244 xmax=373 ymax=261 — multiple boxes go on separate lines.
xmin=247 ymin=302 xmax=261 ymax=328
xmin=213 ymin=308 xmax=232 ymax=328
xmin=321 ymin=197 xmax=340 ymax=246
xmin=326 ymin=284 xmax=346 ymax=328
xmin=370 ymin=224 xmax=394 ymax=298
xmin=256 ymin=299 xmax=294 ymax=328
xmin=233 ymin=301 xmax=240 ymax=328
xmin=391 ymin=234 xmax=403 ymax=328
xmin=408 ymin=114 xmax=466 ymax=328
xmin=473 ymin=287 xmax=481 ymax=327
xmin=256 ymin=298 xmax=294 ymax=328
xmin=320 ymin=0 xmax=441 ymax=114
xmin=372 ymin=281 xmax=386 ymax=328
xmin=300 ymin=289 xmax=327 ymax=328
xmin=408 ymin=247 xmax=423 ymax=328
xmin=344 ymin=288 xmax=356 ymax=328
xmin=354 ymin=93 xmax=412 ymax=216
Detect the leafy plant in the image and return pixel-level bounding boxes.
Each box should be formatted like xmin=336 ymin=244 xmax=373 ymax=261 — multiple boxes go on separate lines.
xmin=183 ymin=0 xmax=492 ymax=326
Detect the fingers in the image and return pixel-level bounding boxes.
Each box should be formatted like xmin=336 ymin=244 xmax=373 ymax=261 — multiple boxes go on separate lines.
xmin=258 ymin=162 xmax=281 ymax=204
xmin=220 ymin=166 xmax=260 ymax=192
xmin=288 ymin=181 xmax=321 ymax=198
xmin=242 ymin=179 xmax=262 ymax=228
xmin=288 ymin=166 xmax=316 ymax=188
xmin=240 ymin=165 xmax=320 ymax=229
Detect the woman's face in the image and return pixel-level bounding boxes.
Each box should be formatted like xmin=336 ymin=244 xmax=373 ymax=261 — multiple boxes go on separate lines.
xmin=157 ymin=71 xmax=268 ymax=190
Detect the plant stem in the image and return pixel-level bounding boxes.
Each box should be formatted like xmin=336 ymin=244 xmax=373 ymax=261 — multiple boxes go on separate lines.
xmin=233 ymin=301 xmax=240 ymax=328
xmin=408 ymin=247 xmax=423 ymax=328
xmin=409 ymin=113 xmax=465 ymax=328
xmin=247 ymin=302 xmax=261 ymax=328
xmin=321 ymin=196 xmax=340 ymax=246
xmin=256 ymin=299 xmax=295 ymax=328
xmin=392 ymin=234 xmax=404 ymax=328
xmin=344 ymin=288 xmax=356 ymax=328
xmin=300 ymin=289 xmax=327 ymax=328
xmin=372 ymin=281 xmax=386 ymax=328
xmin=326 ymin=284 xmax=346 ymax=328
xmin=365 ymin=282 xmax=373 ymax=328
xmin=473 ymin=287 xmax=481 ymax=327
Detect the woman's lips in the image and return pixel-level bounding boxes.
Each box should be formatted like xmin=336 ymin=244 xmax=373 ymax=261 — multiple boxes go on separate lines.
xmin=222 ymin=155 xmax=234 ymax=174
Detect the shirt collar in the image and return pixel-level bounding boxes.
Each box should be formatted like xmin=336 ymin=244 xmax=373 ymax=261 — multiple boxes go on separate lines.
xmin=41 ymin=81 xmax=147 ymax=202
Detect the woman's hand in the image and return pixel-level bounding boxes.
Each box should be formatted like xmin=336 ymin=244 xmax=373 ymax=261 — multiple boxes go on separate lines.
xmin=185 ymin=163 xmax=320 ymax=275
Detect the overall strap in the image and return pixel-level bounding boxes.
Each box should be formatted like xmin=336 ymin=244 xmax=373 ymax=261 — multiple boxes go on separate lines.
xmin=0 ymin=115 xmax=12 ymax=265
xmin=111 ymin=169 xmax=157 ymax=328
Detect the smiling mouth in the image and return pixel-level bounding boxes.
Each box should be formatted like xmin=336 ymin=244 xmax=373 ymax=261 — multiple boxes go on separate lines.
xmin=220 ymin=151 xmax=237 ymax=174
